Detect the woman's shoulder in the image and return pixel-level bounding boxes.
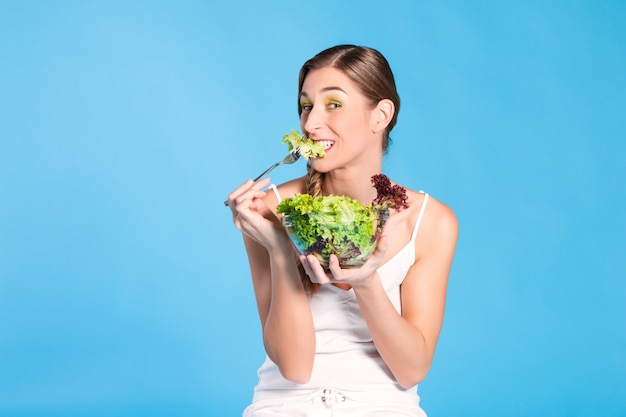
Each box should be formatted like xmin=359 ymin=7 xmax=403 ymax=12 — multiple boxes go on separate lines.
xmin=397 ymin=185 xmax=458 ymax=238
xmin=404 ymin=188 xmax=458 ymax=252
xmin=413 ymin=188 xmax=455 ymax=217
xmin=276 ymin=176 xmax=308 ymax=196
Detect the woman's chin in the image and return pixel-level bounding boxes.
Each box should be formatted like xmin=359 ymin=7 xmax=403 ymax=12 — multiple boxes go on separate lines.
xmin=309 ymin=159 xmax=332 ymax=173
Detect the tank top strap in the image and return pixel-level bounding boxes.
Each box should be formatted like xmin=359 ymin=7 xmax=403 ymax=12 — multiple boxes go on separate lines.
xmin=410 ymin=192 xmax=429 ymax=243
xmin=269 ymin=183 xmax=282 ymax=203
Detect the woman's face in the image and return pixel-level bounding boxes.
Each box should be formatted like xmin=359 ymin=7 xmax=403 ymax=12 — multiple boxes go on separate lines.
xmin=299 ymin=67 xmax=381 ymax=173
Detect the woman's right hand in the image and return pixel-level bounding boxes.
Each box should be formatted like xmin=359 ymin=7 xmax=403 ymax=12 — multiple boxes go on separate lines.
xmin=226 ymin=178 xmax=285 ymax=249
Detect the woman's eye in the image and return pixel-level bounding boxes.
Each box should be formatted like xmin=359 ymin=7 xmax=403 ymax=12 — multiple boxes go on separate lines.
xmin=301 ymin=103 xmax=312 ymax=111
xmin=327 ymin=102 xmax=341 ymax=109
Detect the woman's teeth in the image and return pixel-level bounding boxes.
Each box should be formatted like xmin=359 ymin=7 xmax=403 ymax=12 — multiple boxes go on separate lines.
xmin=317 ymin=140 xmax=334 ymax=150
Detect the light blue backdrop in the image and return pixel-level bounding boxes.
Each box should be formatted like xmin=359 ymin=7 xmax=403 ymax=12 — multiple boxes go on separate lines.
xmin=1 ymin=1 xmax=624 ymax=416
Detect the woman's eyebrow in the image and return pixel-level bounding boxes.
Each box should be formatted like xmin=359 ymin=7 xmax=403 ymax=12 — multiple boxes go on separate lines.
xmin=300 ymin=86 xmax=347 ymax=97
xmin=321 ymin=86 xmax=347 ymax=94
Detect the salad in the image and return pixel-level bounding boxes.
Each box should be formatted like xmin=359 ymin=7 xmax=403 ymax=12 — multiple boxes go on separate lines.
xmin=277 ymin=174 xmax=409 ymax=268
xmin=281 ymin=130 xmax=326 ymax=160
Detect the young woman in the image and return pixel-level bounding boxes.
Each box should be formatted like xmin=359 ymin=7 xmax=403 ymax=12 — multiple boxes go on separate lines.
xmin=227 ymin=45 xmax=458 ymax=416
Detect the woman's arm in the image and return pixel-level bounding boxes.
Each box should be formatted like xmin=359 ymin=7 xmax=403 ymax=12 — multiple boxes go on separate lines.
xmin=300 ymin=195 xmax=458 ymax=388
xmin=229 ymin=178 xmax=315 ymax=383
xmin=353 ymin=198 xmax=458 ymax=388
xmin=244 ymin=234 xmax=315 ymax=383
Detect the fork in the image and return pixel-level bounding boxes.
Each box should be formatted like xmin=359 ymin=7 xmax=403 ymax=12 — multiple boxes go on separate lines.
xmin=223 ymin=150 xmax=301 ymax=206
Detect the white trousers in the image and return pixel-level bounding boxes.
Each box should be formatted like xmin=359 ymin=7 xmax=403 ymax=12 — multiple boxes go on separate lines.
xmin=242 ymin=388 xmax=427 ymax=417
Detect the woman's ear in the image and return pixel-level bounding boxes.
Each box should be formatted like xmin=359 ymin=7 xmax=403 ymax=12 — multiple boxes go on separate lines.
xmin=371 ymin=99 xmax=395 ymax=133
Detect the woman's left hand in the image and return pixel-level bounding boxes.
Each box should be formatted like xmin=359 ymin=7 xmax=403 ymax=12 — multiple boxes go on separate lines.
xmin=299 ymin=235 xmax=389 ymax=288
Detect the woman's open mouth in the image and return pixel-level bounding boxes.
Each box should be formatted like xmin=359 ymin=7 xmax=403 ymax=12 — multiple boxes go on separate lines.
xmin=316 ymin=140 xmax=335 ymax=151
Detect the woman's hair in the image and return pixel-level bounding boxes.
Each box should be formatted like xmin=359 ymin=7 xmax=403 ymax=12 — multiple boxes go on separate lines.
xmin=297 ymin=45 xmax=401 ymax=293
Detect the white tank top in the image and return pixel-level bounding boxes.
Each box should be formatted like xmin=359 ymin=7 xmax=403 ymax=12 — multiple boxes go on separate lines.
xmin=253 ymin=189 xmax=430 ymax=404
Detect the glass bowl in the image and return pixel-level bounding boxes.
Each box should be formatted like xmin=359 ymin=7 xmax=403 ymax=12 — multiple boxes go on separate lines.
xmin=282 ymin=208 xmax=389 ymax=269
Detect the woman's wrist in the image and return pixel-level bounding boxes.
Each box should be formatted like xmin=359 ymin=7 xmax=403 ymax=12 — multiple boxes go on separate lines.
xmin=266 ymin=231 xmax=293 ymax=257
xmin=351 ymin=272 xmax=382 ymax=293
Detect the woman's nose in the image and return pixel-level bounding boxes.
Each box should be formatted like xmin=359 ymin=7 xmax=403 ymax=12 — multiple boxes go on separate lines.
xmin=303 ymin=106 xmax=324 ymax=137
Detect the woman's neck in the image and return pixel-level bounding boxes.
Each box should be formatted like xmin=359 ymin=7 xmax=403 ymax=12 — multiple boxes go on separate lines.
xmin=322 ymin=166 xmax=382 ymax=205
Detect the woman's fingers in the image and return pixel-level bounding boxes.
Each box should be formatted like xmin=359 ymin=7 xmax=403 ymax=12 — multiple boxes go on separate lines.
xmin=300 ymin=255 xmax=332 ymax=284
xmin=298 ymin=255 xmax=313 ymax=275
xmin=229 ymin=178 xmax=272 ymax=234
xmin=326 ymin=235 xmax=389 ymax=284
xmin=326 ymin=254 xmax=342 ymax=277
xmin=226 ymin=179 xmax=253 ymax=207
xmin=298 ymin=236 xmax=390 ymax=287
xmin=227 ymin=178 xmax=271 ymax=208
xmin=229 ymin=178 xmax=271 ymax=219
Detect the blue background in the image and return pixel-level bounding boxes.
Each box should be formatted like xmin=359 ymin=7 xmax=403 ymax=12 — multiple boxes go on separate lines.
xmin=1 ymin=1 xmax=625 ymax=416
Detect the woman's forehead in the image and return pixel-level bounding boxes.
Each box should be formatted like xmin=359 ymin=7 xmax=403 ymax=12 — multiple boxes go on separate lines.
xmin=301 ymin=67 xmax=356 ymax=96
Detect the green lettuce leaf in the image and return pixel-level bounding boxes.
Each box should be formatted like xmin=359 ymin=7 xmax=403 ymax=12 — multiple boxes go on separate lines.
xmin=281 ymin=130 xmax=326 ymax=160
